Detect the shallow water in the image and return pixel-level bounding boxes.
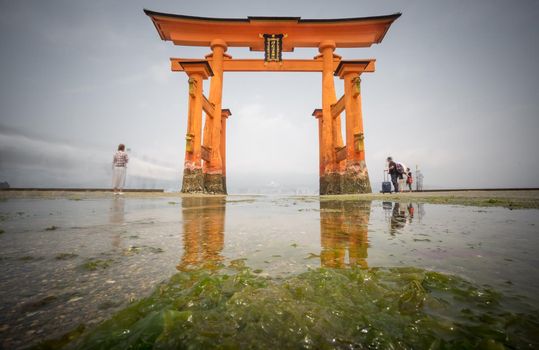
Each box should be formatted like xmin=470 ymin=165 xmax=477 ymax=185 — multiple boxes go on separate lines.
xmin=0 ymin=195 xmax=538 ymax=348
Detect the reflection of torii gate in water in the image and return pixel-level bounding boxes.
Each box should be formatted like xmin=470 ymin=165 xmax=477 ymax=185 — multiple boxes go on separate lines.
xmin=144 ymin=10 xmax=400 ymax=194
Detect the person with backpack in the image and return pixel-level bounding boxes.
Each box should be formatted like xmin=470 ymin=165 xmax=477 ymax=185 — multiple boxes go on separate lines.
xmin=387 ymin=156 xmax=399 ymax=193
xmin=397 ymin=162 xmax=406 ymax=192
xmin=406 ymin=168 xmax=413 ymax=192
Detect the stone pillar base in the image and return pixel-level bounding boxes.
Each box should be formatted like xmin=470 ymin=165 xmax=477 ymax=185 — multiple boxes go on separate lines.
xmin=181 ymin=169 xmax=227 ymax=195
xmin=204 ymin=173 xmax=227 ymax=194
xmin=320 ymin=173 xmax=342 ymax=195
xmin=320 ymin=163 xmax=372 ymax=195
xmin=341 ymin=170 xmax=371 ymax=194
xmin=181 ymin=168 xmax=205 ymax=193
xmin=341 ymin=161 xmax=371 ymax=194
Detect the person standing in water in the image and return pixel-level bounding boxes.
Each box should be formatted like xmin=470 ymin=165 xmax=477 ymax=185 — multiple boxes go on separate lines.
xmin=112 ymin=144 xmax=129 ymax=195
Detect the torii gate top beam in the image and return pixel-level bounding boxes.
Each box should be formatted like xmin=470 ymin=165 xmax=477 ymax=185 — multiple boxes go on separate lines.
xmin=144 ymin=9 xmax=401 ymax=51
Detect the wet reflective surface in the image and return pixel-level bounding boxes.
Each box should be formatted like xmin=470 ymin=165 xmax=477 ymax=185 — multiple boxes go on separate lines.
xmin=0 ymin=195 xmax=538 ymax=348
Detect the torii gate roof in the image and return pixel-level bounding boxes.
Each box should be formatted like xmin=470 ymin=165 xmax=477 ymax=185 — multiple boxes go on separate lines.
xmin=144 ymin=10 xmax=401 ymax=52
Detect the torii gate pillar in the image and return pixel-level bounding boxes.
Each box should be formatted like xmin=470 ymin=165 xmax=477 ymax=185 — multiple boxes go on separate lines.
xmin=336 ymin=62 xmax=372 ymax=193
xmin=313 ymin=61 xmax=374 ymax=194
xmin=180 ymin=61 xmax=213 ymax=193
xmin=319 ymin=40 xmax=345 ymax=195
xmin=202 ymin=39 xmax=228 ymax=194
xmin=220 ymin=109 xmax=232 ymax=193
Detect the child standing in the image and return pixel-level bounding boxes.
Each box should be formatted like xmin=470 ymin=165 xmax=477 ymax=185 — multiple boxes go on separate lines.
xmin=406 ymin=168 xmax=413 ymax=192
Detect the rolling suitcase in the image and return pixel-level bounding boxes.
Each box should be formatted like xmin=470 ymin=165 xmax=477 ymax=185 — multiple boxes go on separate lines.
xmin=382 ymin=171 xmax=392 ymax=193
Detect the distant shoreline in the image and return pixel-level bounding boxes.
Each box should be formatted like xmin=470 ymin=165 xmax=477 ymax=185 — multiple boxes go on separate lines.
xmin=1 ymin=189 xmax=539 ymax=209
xmin=0 ymin=188 xmax=164 ymax=192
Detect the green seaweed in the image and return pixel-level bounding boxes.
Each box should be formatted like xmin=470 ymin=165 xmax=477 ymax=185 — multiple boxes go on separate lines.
xmin=22 ymin=295 xmax=58 ymax=312
xmin=33 ymin=325 xmax=85 ymax=349
xmin=148 ymin=247 xmax=164 ymax=254
xmin=123 ymin=245 xmax=164 ymax=255
xmin=55 ymin=253 xmax=78 ymax=260
xmin=321 ymin=194 xmax=539 ymax=209
xmin=19 ymin=255 xmax=41 ymax=261
xmin=37 ymin=267 xmax=539 ymax=349
xmin=123 ymin=246 xmax=143 ymax=255
xmin=80 ymin=259 xmax=113 ymax=271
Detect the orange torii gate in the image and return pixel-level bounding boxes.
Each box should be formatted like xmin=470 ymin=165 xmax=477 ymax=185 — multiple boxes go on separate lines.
xmin=144 ymin=10 xmax=400 ymax=194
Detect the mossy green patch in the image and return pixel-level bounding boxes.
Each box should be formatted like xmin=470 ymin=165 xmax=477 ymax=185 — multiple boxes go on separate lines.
xmin=37 ymin=267 xmax=538 ymax=349
xmin=322 ymin=193 xmax=539 ymax=209
xmin=122 ymin=245 xmax=164 ymax=256
xmin=33 ymin=324 xmax=85 ymax=349
xmin=20 ymin=256 xmax=32 ymax=261
xmin=55 ymin=253 xmax=78 ymax=260
xmin=80 ymin=259 xmax=113 ymax=271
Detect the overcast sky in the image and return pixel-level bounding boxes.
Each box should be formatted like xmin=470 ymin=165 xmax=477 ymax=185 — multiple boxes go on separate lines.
xmin=1 ymin=0 xmax=538 ymax=192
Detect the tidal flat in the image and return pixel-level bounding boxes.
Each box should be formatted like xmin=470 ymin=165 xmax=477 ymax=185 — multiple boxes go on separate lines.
xmin=0 ymin=192 xmax=538 ymax=349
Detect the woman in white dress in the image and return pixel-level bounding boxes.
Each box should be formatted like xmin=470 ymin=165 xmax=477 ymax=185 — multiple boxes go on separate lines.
xmin=112 ymin=144 xmax=129 ymax=194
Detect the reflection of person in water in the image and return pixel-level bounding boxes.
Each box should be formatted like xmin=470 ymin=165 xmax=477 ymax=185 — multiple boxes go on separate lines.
xmin=177 ymin=197 xmax=226 ymax=271
xmin=407 ymin=203 xmax=415 ymax=223
xmin=390 ymin=202 xmax=407 ymax=235
xmin=109 ymin=197 xmax=125 ymax=250
xmin=417 ymin=203 xmax=426 ymax=223
xmin=320 ymin=201 xmax=371 ymax=269
xmin=109 ymin=197 xmax=125 ymax=224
